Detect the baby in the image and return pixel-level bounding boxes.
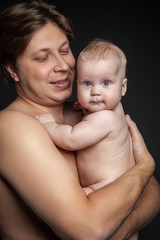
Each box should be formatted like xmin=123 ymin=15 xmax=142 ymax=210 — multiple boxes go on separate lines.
xmin=36 ymin=39 xmax=137 ymax=240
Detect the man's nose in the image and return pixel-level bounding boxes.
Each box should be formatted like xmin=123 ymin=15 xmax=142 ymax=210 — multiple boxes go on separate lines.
xmin=53 ymin=55 xmax=69 ymax=72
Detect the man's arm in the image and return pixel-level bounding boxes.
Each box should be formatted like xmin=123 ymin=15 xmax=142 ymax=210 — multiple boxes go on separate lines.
xmin=108 ymin=115 xmax=160 ymax=239
xmin=36 ymin=111 xmax=114 ymax=150
xmin=1 ymin=112 xmax=155 ymax=240
xmin=108 ymin=176 xmax=160 ymax=240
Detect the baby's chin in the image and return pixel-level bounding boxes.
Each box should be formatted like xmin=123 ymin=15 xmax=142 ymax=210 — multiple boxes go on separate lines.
xmin=88 ymin=103 xmax=107 ymax=112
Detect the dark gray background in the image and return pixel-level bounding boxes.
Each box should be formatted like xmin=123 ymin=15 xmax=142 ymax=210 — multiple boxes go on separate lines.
xmin=0 ymin=1 xmax=160 ymax=239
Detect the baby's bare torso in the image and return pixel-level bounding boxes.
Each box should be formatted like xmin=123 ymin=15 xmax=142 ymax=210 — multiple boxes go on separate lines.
xmin=77 ymin=104 xmax=135 ymax=190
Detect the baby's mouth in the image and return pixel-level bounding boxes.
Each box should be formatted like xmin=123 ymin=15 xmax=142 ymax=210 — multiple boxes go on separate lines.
xmin=90 ymin=100 xmax=104 ymax=104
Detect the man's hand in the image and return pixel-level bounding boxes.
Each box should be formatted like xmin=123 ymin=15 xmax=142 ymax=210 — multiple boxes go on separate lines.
xmin=126 ymin=114 xmax=155 ymax=170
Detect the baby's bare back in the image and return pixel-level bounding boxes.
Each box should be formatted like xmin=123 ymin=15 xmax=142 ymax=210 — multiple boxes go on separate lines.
xmin=77 ymin=109 xmax=135 ymax=190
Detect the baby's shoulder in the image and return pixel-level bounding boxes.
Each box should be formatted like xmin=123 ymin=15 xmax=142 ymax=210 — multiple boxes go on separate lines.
xmin=86 ymin=110 xmax=117 ymax=122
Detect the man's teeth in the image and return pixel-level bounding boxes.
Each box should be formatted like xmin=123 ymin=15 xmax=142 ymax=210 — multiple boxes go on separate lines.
xmin=50 ymin=80 xmax=66 ymax=84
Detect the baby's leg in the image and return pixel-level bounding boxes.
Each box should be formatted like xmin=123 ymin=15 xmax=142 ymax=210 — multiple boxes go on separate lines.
xmin=83 ymin=187 xmax=94 ymax=195
xmin=83 ymin=180 xmax=109 ymax=195
xmin=128 ymin=232 xmax=138 ymax=240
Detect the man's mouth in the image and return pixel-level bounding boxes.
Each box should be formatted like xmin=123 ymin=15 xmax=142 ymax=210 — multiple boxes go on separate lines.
xmin=49 ymin=79 xmax=67 ymax=84
xmin=49 ymin=77 xmax=71 ymax=89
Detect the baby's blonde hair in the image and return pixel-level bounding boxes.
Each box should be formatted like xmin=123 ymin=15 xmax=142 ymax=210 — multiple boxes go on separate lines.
xmin=77 ymin=38 xmax=127 ymax=79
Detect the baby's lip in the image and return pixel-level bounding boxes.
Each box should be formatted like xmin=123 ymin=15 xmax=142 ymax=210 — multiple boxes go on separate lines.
xmin=90 ymin=98 xmax=104 ymax=103
xmin=90 ymin=101 xmax=103 ymax=104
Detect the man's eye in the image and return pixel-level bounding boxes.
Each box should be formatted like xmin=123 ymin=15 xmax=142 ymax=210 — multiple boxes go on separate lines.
xmin=103 ymin=81 xmax=110 ymax=86
xmin=35 ymin=56 xmax=48 ymax=62
xmin=60 ymin=48 xmax=70 ymax=54
xmin=84 ymin=81 xmax=91 ymax=86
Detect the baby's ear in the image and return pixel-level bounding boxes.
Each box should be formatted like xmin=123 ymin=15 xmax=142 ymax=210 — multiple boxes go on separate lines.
xmin=5 ymin=65 xmax=19 ymax=82
xmin=121 ymin=78 xmax=127 ymax=96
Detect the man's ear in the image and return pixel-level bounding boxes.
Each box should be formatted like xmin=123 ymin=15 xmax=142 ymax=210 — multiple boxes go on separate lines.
xmin=121 ymin=78 xmax=127 ymax=96
xmin=5 ymin=65 xmax=19 ymax=82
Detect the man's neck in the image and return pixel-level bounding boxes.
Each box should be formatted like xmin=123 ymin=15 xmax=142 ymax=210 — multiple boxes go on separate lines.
xmin=13 ymin=95 xmax=65 ymax=124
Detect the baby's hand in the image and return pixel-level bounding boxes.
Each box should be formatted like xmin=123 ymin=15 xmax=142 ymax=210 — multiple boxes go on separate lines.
xmin=35 ymin=113 xmax=56 ymax=125
xmin=73 ymin=101 xmax=88 ymax=115
xmin=35 ymin=113 xmax=58 ymax=136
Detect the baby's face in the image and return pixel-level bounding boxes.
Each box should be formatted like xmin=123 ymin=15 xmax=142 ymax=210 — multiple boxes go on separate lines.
xmin=76 ymin=58 xmax=127 ymax=113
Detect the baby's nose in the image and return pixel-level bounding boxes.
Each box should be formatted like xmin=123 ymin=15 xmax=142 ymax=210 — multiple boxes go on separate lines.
xmin=91 ymin=86 xmax=101 ymax=96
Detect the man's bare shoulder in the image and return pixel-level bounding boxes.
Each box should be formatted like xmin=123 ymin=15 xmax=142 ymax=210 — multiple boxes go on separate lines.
xmin=0 ymin=109 xmax=42 ymax=131
xmin=0 ymin=109 xmax=52 ymax=151
xmin=0 ymin=108 xmax=29 ymax=118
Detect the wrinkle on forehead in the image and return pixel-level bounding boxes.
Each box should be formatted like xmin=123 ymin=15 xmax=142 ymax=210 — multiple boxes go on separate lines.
xmin=22 ymin=22 xmax=68 ymax=57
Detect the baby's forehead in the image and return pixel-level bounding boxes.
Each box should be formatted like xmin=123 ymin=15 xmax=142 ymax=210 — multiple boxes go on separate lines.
xmin=78 ymin=58 xmax=119 ymax=75
xmin=77 ymin=57 xmax=125 ymax=82
xmin=77 ymin=55 xmax=121 ymax=70
xmin=78 ymin=50 xmax=120 ymax=62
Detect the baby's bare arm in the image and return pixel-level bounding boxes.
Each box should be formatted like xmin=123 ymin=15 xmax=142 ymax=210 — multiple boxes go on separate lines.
xmin=36 ymin=111 xmax=114 ymax=150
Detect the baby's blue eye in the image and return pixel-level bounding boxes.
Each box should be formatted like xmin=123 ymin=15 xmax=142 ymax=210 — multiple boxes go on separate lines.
xmin=103 ymin=81 xmax=110 ymax=86
xmin=84 ymin=81 xmax=91 ymax=86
